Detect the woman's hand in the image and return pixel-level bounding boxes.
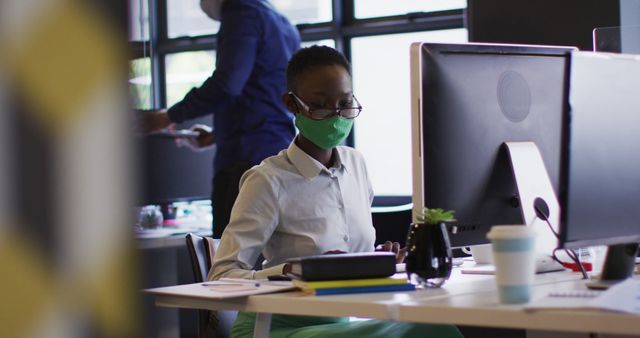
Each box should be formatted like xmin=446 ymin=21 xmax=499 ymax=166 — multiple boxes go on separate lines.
xmin=322 ymin=250 xmax=347 ymax=255
xmin=376 ymin=241 xmax=406 ymax=264
xmin=282 ymin=263 xmax=292 ymax=275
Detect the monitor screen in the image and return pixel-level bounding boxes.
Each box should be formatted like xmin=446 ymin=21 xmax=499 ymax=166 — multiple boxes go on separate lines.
xmin=139 ymin=115 xmax=215 ymax=205
xmin=467 ymin=0 xmax=620 ymax=51
xmin=410 ymin=43 xmax=573 ymax=247
xmin=560 ymin=51 xmax=640 ymax=249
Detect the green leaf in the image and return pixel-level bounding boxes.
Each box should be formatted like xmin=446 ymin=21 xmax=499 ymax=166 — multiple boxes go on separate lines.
xmin=415 ymin=207 xmax=456 ymax=224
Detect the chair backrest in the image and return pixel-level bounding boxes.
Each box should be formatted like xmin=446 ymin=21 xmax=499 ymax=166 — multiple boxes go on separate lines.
xmin=185 ymin=233 xmax=236 ymax=338
xmin=186 ymin=233 xmax=211 ymax=283
xmin=371 ymin=204 xmax=413 ymax=245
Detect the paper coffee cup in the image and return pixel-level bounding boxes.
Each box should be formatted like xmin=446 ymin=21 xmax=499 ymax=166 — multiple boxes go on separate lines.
xmin=487 ymin=225 xmax=536 ymax=304
xmin=461 ymin=244 xmax=494 ymax=264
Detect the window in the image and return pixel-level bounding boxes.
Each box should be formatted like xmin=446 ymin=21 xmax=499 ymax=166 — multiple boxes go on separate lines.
xmin=301 ymin=39 xmax=336 ymax=48
xmin=129 ymin=58 xmax=152 ymax=109
xmin=165 ymin=51 xmax=216 ymax=107
xmin=351 ymin=29 xmax=468 ymax=196
xmin=167 ymin=0 xmax=220 ymax=38
xmin=271 ymin=0 xmax=333 ymax=24
xmin=129 ymin=0 xmax=466 ymax=203
xmin=355 ymin=0 xmax=466 ymax=19
xmin=167 ymin=0 xmax=333 ymax=38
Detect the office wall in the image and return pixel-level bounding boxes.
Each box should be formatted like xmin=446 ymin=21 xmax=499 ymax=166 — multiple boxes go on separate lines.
xmin=468 ymin=0 xmax=621 ymax=50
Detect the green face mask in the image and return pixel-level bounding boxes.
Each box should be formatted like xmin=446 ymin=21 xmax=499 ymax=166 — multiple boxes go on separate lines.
xmin=295 ymin=114 xmax=354 ymax=150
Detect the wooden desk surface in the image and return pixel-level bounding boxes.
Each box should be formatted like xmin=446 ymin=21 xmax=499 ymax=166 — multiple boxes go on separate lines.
xmin=398 ymin=276 xmax=640 ymax=336
xmin=150 ymin=266 xmax=640 ymax=336
xmin=153 ymin=268 xmax=497 ymax=319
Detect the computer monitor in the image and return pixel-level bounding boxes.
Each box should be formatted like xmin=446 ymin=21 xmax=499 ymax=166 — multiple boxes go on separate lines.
xmin=410 ymin=43 xmax=574 ymax=253
xmin=559 ymin=51 xmax=640 ymax=283
xmin=593 ymin=25 xmax=640 ymax=54
xmin=138 ymin=115 xmax=215 ymax=206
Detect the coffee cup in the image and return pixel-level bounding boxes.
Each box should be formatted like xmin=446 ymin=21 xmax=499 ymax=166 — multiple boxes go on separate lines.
xmin=487 ymin=225 xmax=537 ymax=304
xmin=461 ymin=244 xmax=494 ymax=264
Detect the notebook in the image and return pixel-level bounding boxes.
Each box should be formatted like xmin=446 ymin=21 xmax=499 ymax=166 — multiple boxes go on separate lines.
xmin=286 ymin=252 xmax=396 ymax=281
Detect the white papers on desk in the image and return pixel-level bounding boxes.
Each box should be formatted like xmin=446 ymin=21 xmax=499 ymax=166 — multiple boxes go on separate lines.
xmin=145 ymin=279 xmax=296 ymax=299
xmin=526 ymin=278 xmax=640 ymax=315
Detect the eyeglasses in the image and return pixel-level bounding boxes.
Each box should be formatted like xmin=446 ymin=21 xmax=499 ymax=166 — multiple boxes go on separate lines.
xmin=289 ymin=92 xmax=362 ymax=120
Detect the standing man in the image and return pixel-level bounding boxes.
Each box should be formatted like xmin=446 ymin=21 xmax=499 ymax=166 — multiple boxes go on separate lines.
xmin=145 ymin=0 xmax=300 ymax=238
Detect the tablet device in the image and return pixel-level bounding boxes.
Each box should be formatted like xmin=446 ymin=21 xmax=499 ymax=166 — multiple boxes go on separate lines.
xmin=150 ymin=129 xmax=200 ymax=139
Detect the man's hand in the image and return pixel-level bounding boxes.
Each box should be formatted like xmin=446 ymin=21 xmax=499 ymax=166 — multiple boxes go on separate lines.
xmin=141 ymin=110 xmax=174 ymax=134
xmin=176 ymin=124 xmax=216 ymax=152
xmin=376 ymin=241 xmax=407 ymax=264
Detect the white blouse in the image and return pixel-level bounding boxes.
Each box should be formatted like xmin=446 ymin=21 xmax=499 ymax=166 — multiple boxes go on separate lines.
xmin=210 ymin=139 xmax=375 ymax=280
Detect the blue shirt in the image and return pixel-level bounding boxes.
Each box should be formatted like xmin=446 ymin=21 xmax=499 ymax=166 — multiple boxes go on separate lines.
xmin=168 ymin=0 xmax=300 ymax=176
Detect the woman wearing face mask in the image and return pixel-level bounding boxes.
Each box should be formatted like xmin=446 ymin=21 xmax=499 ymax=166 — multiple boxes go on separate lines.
xmin=210 ymin=46 xmax=463 ymax=338
xmin=144 ymin=0 xmax=300 ymax=239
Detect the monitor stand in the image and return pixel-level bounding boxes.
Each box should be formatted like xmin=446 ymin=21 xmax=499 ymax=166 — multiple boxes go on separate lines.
xmin=587 ymin=243 xmax=639 ymax=289
xmin=504 ymin=142 xmax=564 ymax=272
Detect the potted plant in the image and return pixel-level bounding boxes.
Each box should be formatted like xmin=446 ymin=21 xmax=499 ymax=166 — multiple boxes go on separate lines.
xmin=405 ymin=208 xmax=456 ymax=287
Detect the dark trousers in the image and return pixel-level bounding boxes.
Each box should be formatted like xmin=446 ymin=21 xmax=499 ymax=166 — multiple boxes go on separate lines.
xmin=212 ymin=161 xmax=253 ymax=238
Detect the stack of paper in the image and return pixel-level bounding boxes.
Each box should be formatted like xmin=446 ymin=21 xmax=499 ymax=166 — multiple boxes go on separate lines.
xmin=145 ymin=278 xmax=296 ymax=299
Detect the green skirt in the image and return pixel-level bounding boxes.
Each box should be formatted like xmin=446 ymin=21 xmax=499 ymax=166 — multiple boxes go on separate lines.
xmin=230 ymin=312 xmax=463 ymax=338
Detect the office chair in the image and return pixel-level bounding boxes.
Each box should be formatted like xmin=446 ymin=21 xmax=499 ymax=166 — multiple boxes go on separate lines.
xmin=371 ymin=204 xmax=413 ymax=245
xmin=370 ymin=204 xmax=469 ymax=258
xmin=185 ymin=233 xmax=237 ymax=338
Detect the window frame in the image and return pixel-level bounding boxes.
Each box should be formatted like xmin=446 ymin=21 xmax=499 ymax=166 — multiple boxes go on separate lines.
xmin=129 ymin=0 xmax=464 ymax=107
xmin=129 ymin=0 xmax=465 ymax=203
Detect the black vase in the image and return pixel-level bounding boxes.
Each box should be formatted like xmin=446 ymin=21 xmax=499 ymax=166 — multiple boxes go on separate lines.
xmin=405 ymin=222 xmax=453 ymax=287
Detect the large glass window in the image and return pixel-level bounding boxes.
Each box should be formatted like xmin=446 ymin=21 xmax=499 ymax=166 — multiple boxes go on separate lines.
xmin=129 ymin=58 xmax=152 ymax=109
xmin=351 ymin=29 xmax=468 ymax=196
xmin=167 ymin=0 xmax=220 ymax=38
xmin=272 ymin=0 xmax=333 ymax=24
xmin=165 ymin=51 xmax=216 ymax=107
xmin=130 ymin=0 xmax=467 ymax=199
xmin=355 ymin=0 xmax=466 ymax=19
xmin=167 ymin=0 xmax=332 ymax=38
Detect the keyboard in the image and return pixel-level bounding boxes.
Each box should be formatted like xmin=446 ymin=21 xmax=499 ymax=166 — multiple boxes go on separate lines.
xmin=548 ymin=290 xmax=602 ymax=298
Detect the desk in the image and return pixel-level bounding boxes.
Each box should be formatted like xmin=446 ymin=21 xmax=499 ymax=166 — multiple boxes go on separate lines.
xmin=148 ymin=266 xmax=640 ymax=338
xmin=137 ymin=229 xmax=211 ymax=250
xmin=398 ymin=277 xmax=639 ymax=336
xmin=138 ymin=228 xmax=213 ymax=337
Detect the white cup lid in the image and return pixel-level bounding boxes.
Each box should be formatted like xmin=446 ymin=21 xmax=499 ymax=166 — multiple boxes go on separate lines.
xmin=487 ymin=225 xmax=536 ymax=240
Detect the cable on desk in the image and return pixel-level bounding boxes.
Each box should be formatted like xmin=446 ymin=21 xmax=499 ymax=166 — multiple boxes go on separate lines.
xmin=533 ymin=198 xmax=589 ymax=280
